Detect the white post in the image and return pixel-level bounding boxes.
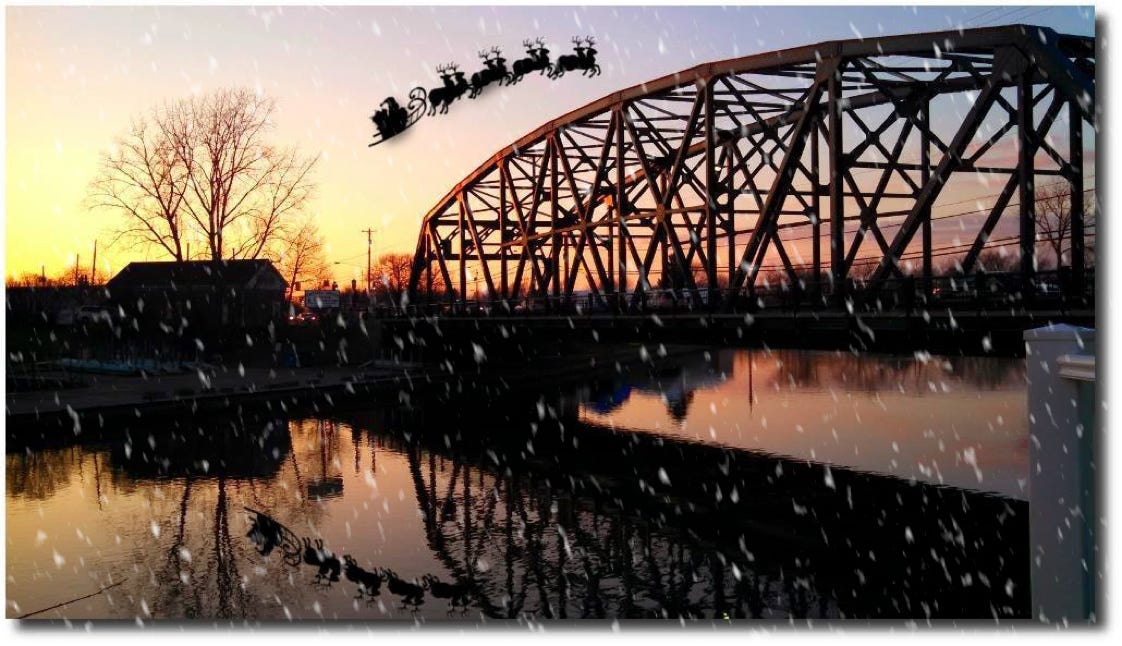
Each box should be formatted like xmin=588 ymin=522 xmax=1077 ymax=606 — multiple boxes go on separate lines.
xmin=1024 ymin=324 xmax=1097 ymax=623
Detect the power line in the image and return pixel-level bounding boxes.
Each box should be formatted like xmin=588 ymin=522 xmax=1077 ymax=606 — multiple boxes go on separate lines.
xmin=963 ymin=7 xmax=1005 ymax=27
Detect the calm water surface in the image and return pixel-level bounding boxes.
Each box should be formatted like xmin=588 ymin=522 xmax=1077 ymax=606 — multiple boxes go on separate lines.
xmin=580 ymin=349 xmax=1027 ymax=499
xmin=6 ymin=348 xmax=1029 ymax=622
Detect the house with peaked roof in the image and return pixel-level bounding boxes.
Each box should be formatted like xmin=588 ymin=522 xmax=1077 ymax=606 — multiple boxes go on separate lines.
xmin=106 ymin=259 xmax=287 ymax=331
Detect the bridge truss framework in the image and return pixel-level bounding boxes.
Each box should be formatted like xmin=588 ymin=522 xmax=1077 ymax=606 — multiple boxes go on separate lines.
xmin=406 ymin=25 xmax=1095 ymax=312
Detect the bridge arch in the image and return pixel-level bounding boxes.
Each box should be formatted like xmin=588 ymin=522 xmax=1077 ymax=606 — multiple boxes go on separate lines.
xmin=406 ymin=25 xmax=1094 ymax=313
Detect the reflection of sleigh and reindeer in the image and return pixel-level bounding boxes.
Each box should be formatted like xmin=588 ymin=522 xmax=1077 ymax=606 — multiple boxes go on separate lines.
xmin=244 ymin=507 xmax=304 ymax=566
xmin=368 ymin=88 xmax=428 ymax=148
xmin=243 ymin=504 xmax=472 ymax=613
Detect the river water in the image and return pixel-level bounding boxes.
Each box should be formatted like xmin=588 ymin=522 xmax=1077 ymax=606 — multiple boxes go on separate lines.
xmin=6 ymin=347 xmax=1029 ymax=622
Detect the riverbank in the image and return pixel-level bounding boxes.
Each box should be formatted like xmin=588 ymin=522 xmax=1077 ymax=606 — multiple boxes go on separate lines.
xmin=4 ymin=342 xmax=704 ymax=443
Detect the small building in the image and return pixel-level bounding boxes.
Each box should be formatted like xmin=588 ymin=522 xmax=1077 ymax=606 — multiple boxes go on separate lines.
xmin=106 ymin=259 xmax=287 ymax=331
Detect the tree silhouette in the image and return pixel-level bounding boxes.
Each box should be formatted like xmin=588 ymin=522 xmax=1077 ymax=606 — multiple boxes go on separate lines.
xmin=1036 ymin=182 xmax=1095 ymax=270
xmin=273 ymin=217 xmax=331 ymax=303
xmin=371 ymin=252 xmax=415 ymax=305
xmin=90 ymin=88 xmax=318 ymax=262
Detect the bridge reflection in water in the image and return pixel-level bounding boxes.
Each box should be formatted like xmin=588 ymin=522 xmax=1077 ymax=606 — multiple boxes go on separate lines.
xmin=6 ymin=349 xmax=1028 ymax=621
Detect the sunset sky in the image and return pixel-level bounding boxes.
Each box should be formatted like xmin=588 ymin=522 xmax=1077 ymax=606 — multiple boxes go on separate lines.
xmin=4 ymin=4 xmax=1096 ymax=285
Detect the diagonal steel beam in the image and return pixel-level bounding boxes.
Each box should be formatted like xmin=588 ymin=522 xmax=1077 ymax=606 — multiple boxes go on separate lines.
xmin=730 ymin=60 xmax=834 ymax=292
xmin=865 ymin=46 xmax=1026 ymax=294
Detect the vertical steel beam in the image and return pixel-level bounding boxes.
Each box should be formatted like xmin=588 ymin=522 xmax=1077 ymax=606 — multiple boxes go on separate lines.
xmin=607 ymin=205 xmax=616 ymax=293
xmin=458 ymin=200 xmax=467 ymax=303
xmin=563 ymin=231 xmax=570 ymax=300
xmin=500 ymin=162 xmax=509 ymax=301
xmin=660 ymin=221 xmax=669 ymax=290
xmin=616 ymin=106 xmax=628 ymax=301
xmin=827 ymin=59 xmax=846 ymax=307
xmin=703 ymin=77 xmax=719 ymax=307
xmin=920 ymin=98 xmax=932 ymax=299
xmin=550 ymin=137 xmax=561 ymax=300
xmin=1069 ymin=99 xmax=1085 ymax=300
xmin=425 ymin=233 xmax=433 ymax=299
xmin=1019 ymin=71 xmax=1036 ymax=298
xmin=810 ymin=119 xmax=822 ymax=304
xmin=425 ymin=244 xmax=433 ymax=299
xmin=726 ymin=149 xmax=735 ymax=290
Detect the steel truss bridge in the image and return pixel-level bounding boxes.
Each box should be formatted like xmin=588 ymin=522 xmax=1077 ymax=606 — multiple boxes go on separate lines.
xmin=405 ymin=25 xmax=1094 ymax=315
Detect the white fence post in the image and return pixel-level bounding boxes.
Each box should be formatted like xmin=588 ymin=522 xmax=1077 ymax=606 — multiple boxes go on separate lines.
xmin=1024 ymin=324 xmax=1097 ymax=623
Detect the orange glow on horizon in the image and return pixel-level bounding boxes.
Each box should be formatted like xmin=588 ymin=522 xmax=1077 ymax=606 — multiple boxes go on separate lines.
xmin=4 ymin=6 xmax=1097 ymax=287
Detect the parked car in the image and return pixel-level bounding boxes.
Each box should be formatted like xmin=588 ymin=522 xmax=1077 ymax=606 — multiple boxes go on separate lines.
xmin=75 ymin=305 xmax=112 ymax=326
xmin=288 ymin=311 xmax=319 ymax=326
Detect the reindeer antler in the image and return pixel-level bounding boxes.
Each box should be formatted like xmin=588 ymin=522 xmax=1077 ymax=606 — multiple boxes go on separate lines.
xmin=436 ymin=63 xmax=448 ymax=74
xmin=522 ymin=39 xmax=532 ymax=48
xmin=448 ymin=62 xmax=459 ymax=72
xmin=535 ymin=37 xmax=546 ymax=46
xmin=490 ymin=45 xmax=502 ymax=55
xmin=584 ymin=35 xmax=596 ymax=46
xmin=478 ymin=49 xmax=490 ymax=59
xmin=571 ymin=36 xmax=582 ymax=45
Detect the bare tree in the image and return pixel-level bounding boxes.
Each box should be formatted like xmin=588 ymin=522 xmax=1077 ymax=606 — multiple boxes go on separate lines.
xmin=52 ymin=261 xmax=92 ymax=287
xmin=90 ymin=89 xmax=318 ymax=262
xmin=1036 ymin=182 xmax=1094 ymax=270
xmin=272 ymin=218 xmax=330 ymax=303
xmin=5 ymin=272 xmax=52 ymax=288
xmin=848 ymin=261 xmax=878 ymax=284
xmin=976 ymin=248 xmax=1020 ymax=273
xmin=89 ymin=118 xmax=188 ymax=261
xmin=371 ymin=253 xmax=414 ymax=304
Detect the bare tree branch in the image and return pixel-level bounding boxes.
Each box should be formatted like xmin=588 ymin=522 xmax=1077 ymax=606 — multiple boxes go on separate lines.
xmin=89 ymin=89 xmax=318 ymax=264
xmin=270 ymin=217 xmax=330 ymax=303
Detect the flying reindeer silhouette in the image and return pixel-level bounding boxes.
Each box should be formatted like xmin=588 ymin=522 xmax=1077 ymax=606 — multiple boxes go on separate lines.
xmin=551 ymin=36 xmax=600 ymax=78
xmin=469 ymin=47 xmax=512 ymax=98
xmin=510 ymin=37 xmax=551 ymax=84
xmin=428 ymin=63 xmax=470 ymax=115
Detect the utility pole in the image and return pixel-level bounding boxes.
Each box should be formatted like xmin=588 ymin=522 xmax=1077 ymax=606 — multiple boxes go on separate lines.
xmin=361 ymin=228 xmax=376 ymax=294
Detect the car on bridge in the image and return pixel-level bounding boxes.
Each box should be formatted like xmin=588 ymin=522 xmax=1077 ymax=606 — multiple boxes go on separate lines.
xmin=513 ymin=299 xmax=547 ymax=314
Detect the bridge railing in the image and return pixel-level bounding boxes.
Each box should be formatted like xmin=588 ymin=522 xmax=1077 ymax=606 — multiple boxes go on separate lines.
xmin=385 ymin=269 xmax=1092 ymax=319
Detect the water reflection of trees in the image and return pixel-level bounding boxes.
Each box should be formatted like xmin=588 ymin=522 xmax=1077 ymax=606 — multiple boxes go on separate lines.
xmin=764 ymin=350 xmax=1024 ymax=393
xmin=6 ymin=413 xmax=328 ymax=619
xmin=140 ymin=417 xmax=345 ymax=619
xmin=6 ymin=447 xmax=95 ymax=500
xmin=581 ymin=351 xmax=1024 ymax=426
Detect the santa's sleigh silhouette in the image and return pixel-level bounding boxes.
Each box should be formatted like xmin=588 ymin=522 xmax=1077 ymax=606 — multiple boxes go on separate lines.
xmin=369 ymin=88 xmax=427 ymax=147
xmin=244 ymin=507 xmax=304 ymax=566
